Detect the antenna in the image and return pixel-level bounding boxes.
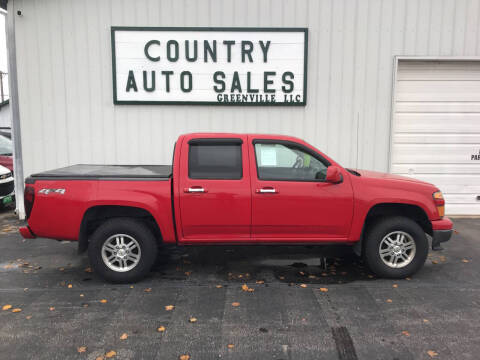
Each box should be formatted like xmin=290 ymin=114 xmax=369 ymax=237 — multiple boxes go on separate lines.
xmin=355 ymin=112 xmax=360 ymax=171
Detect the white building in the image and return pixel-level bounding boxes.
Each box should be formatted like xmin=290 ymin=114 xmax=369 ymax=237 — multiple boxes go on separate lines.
xmin=6 ymin=0 xmax=480 ymax=217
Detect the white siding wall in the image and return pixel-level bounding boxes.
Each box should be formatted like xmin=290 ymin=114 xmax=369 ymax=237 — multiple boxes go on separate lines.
xmin=10 ymin=0 xmax=480 ymax=181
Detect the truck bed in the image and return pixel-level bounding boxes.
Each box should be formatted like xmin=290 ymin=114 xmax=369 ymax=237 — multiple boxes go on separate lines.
xmin=29 ymin=164 xmax=172 ymax=180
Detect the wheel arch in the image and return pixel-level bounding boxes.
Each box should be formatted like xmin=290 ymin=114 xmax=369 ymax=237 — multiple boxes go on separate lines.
xmin=78 ymin=205 xmax=163 ymax=253
xmin=353 ymin=202 xmax=432 ymax=256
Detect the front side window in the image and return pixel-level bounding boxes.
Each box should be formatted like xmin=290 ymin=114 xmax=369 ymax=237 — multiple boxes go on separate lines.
xmin=254 ymin=142 xmax=328 ymax=181
xmin=189 ymin=142 xmax=242 ymax=179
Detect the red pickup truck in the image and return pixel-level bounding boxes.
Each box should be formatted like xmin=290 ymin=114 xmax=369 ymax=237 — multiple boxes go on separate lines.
xmin=20 ymin=133 xmax=453 ymax=283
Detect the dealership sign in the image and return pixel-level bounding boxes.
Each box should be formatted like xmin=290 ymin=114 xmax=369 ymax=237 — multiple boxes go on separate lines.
xmin=111 ymin=27 xmax=308 ymax=105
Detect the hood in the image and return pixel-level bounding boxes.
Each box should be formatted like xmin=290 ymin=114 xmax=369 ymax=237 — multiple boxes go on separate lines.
xmin=355 ymin=169 xmax=435 ymax=187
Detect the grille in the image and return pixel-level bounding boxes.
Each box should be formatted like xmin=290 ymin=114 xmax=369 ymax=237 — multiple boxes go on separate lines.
xmin=0 ymin=180 xmax=14 ymax=196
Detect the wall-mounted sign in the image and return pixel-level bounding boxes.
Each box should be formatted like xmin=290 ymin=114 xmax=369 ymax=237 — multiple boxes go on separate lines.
xmin=111 ymin=27 xmax=307 ymax=105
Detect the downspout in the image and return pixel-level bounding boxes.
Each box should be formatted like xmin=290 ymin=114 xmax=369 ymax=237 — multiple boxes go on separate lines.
xmin=6 ymin=0 xmax=25 ymax=219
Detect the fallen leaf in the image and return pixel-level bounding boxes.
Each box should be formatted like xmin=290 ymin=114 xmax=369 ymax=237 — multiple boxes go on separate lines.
xmin=231 ymin=302 xmax=240 ymax=307
xmin=319 ymin=288 xmax=329 ymax=292
xmin=179 ymin=355 xmax=190 ymax=360
xmin=247 ymin=288 xmax=254 ymax=292
xmin=216 ymin=285 xmax=223 ymax=288
xmin=299 ymin=271 xmax=305 ymax=276
xmin=58 ymin=267 xmax=65 ymax=271
xmin=461 ymin=259 xmax=470 ymax=263
xmin=227 ymin=344 xmax=234 ymax=349
xmin=84 ymin=267 xmax=93 ymax=273
xmin=95 ymin=356 xmax=104 ymax=360
xmin=165 ymin=305 xmax=175 ymax=311
xmin=77 ymin=346 xmax=87 ymax=353
xmin=256 ymin=280 xmax=264 ymax=284
xmin=427 ymin=350 xmax=438 ymax=358
xmin=241 ymin=284 xmax=249 ymax=291
xmin=386 ymin=299 xmax=393 ymax=303
xmin=120 ymin=333 xmax=128 ymax=340
xmin=189 ymin=317 xmax=197 ymax=323
xmin=184 ymin=271 xmax=191 ymax=276
xmin=2 ymin=304 xmax=12 ymax=311
xmin=26 ymin=315 xmax=32 ymax=319
xmin=105 ymin=350 xmax=117 ymax=358
xmin=157 ymin=326 xmax=166 ymax=332
xmin=300 ymin=284 xmax=307 ymax=288
xmin=144 ymin=288 xmax=152 ymax=292
xmin=405 ymin=277 xmax=411 ymax=281
xmin=423 ymin=319 xmax=430 ymax=323
xmin=392 ymin=284 xmax=398 ymax=288
xmin=12 ymin=308 xmax=22 ymax=313
xmin=432 ymin=260 xmax=438 ymax=264
xmin=49 ymin=307 xmax=55 ymax=311
xmin=68 ymin=284 xmax=73 ymax=288
xmin=401 ymin=330 xmax=410 ymax=337
xmin=100 ymin=299 xmax=108 ymax=303
xmin=80 ymin=294 xmax=84 ymax=297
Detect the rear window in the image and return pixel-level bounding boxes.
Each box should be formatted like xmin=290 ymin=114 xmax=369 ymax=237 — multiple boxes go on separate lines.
xmin=188 ymin=142 xmax=242 ymax=180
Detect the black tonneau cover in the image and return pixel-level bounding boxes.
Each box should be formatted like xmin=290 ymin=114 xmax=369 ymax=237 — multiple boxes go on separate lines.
xmin=30 ymin=164 xmax=172 ymax=180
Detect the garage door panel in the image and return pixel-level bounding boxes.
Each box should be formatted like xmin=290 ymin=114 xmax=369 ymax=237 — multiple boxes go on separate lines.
xmin=392 ymin=163 xmax=480 ymax=175
xmin=445 ymin=204 xmax=480 ymax=215
xmin=396 ymin=81 xmax=480 ymax=101
xmin=445 ymin=194 xmax=480 ymax=204
xmin=396 ymin=101 xmax=480 ymax=113
xmin=395 ymin=113 xmax=480 ymax=133
xmin=393 ymin=133 xmax=480 ymax=144
xmin=392 ymin=144 xmax=477 ymax=164
xmin=397 ymin=61 xmax=480 ymax=80
xmin=392 ymin=60 xmax=480 ymax=215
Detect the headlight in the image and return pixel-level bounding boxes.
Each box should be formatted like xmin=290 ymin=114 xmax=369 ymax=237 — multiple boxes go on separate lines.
xmin=433 ymin=191 xmax=445 ymax=218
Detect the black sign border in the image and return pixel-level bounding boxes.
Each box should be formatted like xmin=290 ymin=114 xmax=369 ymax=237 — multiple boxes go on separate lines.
xmin=111 ymin=26 xmax=308 ymax=106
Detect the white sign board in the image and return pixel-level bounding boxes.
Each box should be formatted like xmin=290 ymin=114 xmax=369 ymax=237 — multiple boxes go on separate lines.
xmin=111 ymin=27 xmax=308 ymax=105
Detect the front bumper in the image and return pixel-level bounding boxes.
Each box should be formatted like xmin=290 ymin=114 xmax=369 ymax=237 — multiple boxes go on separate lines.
xmin=431 ymin=217 xmax=453 ymax=250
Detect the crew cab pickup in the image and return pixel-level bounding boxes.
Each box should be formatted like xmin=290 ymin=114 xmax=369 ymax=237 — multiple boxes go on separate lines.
xmin=20 ymin=133 xmax=453 ymax=283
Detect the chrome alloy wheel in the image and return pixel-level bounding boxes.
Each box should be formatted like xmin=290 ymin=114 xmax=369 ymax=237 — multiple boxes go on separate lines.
xmin=379 ymin=231 xmax=416 ymax=269
xmin=101 ymin=234 xmax=141 ymax=272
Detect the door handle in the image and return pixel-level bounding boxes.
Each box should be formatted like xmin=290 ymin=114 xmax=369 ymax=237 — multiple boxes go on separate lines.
xmin=184 ymin=187 xmax=206 ymax=193
xmin=256 ymin=188 xmax=278 ymax=194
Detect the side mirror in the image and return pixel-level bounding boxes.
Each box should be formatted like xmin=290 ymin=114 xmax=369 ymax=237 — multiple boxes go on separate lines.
xmin=325 ymin=166 xmax=343 ymax=184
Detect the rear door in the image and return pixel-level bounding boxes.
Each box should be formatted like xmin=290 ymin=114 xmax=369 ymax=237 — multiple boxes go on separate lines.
xmin=249 ymin=136 xmax=354 ymax=241
xmin=178 ymin=135 xmax=252 ymax=242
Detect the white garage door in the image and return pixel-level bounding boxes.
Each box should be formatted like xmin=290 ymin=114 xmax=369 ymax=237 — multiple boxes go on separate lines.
xmin=392 ymin=60 xmax=480 ymax=215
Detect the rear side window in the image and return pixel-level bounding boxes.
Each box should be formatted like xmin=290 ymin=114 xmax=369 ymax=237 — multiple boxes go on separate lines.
xmin=188 ymin=141 xmax=242 ymax=180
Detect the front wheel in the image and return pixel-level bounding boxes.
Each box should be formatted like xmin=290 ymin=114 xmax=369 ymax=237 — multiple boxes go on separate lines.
xmin=363 ymin=216 xmax=428 ymax=278
xmin=88 ymin=218 xmax=158 ymax=283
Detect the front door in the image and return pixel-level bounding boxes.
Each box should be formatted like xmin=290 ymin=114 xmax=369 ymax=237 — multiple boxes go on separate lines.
xmin=249 ymin=137 xmax=354 ymax=241
xmin=178 ymin=136 xmax=252 ymax=242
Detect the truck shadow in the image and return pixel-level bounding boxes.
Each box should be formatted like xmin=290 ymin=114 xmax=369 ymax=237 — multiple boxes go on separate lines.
xmin=152 ymin=245 xmax=379 ymax=285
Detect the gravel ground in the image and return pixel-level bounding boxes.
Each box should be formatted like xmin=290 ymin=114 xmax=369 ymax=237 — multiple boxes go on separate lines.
xmin=0 ymin=208 xmax=478 ymax=360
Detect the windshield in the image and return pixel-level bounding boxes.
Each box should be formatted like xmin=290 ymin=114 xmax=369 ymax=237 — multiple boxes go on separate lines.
xmin=0 ymin=135 xmax=12 ymax=156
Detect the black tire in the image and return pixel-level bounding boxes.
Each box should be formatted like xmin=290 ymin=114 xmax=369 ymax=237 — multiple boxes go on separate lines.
xmin=363 ymin=216 xmax=428 ymax=278
xmin=88 ymin=218 xmax=158 ymax=283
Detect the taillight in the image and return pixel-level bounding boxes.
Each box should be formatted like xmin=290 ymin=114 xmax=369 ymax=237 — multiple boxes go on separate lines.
xmin=433 ymin=191 xmax=445 ymax=218
xmin=24 ymin=186 xmax=35 ymax=219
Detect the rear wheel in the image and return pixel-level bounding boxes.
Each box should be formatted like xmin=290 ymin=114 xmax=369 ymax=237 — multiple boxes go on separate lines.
xmin=363 ymin=216 xmax=428 ymax=278
xmin=88 ymin=218 xmax=158 ymax=283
